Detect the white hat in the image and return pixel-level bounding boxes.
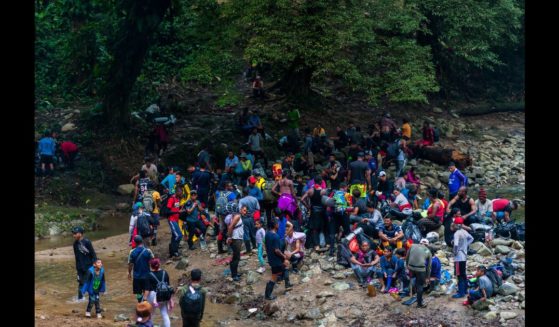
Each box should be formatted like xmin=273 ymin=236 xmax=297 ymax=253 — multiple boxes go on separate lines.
xmin=379 ymin=171 xmax=387 ymax=177
xmin=420 ymin=238 xmax=430 ymax=245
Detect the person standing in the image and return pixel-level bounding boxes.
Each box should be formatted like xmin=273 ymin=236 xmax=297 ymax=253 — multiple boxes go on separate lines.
xmin=247 ymin=128 xmax=268 ymax=169
xmin=38 ymin=130 xmax=57 ymax=175
xmin=225 ymin=203 xmax=244 ymax=282
xmin=451 ymin=217 xmax=474 ymax=299
xmin=405 ymin=240 xmax=432 ymax=308
xmin=72 ymin=226 xmax=97 ymax=302
xmin=347 ymin=152 xmax=371 ymax=199
xmin=192 ymin=162 xmax=212 ymax=206
xmin=184 ymin=190 xmax=207 ymax=251
xmin=60 ymin=140 xmax=78 ymax=169
xmin=448 ymin=162 xmax=468 ymax=200
xmin=167 ymin=187 xmax=182 ymax=258
xmin=287 ymin=107 xmax=301 ymax=137
xmin=178 ymin=269 xmax=206 ymax=327
xmin=144 ymin=258 xmax=173 ymax=327
xmin=81 ymin=259 xmax=106 ymax=319
xmin=128 ymin=235 xmax=155 ymax=303
xmin=264 ymin=218 xmax=293 ymax=300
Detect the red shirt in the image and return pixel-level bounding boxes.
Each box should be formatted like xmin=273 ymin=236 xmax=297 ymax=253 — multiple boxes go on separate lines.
xmin=60 ymin=141 xmax=78 ymax=157
xmin=167 ymin=195 xmax=180 ymax=222
xmin=492 ymin=199 xmax=510 ymax=212
xmin=427 ymin=199 xmax=445 ymax=223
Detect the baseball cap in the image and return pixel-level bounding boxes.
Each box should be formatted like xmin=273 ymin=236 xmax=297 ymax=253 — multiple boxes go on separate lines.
xmin=454 ymin=217 xmax=464 ymax=225
xmin=71 ymin=226 xmax=84 ymax=234
xmin=249 ymin=176 xmax=257 ymax=184
xmin=379 ymin=171 xmax=387 ymax=177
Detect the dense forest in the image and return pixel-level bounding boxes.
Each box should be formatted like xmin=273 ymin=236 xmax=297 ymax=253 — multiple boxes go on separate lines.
xmin=35 ymin=0 xmax=524 ymax=127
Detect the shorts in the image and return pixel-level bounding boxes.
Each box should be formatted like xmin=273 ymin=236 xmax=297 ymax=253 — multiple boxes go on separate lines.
xmin=40 ymin=155 xmax=53 ymax=165
xmin=132 ymin=278 xmax=148 ymax=294
xmin=271 ymin=265 xmax=285 ymax=275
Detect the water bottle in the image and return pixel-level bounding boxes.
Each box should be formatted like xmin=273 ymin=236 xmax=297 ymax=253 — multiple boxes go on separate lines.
xmin=445 ymin=280 xmax=456 ymax=295
xmin=343 ymin=227 xmax=364 ymax=244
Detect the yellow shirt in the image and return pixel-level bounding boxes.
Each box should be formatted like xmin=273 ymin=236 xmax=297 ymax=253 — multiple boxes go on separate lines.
xmin=256 ymin=177 xmax=266 ymax=190
xmin=313 ymin=127 xmax=326 ymax=137
xmin=402 ymin=123 xmax=411 ymax=139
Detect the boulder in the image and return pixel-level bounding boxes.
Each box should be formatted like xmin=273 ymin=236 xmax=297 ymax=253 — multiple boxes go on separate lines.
xmin=472 ymin=300 xmax=491 ymax=311
xmin=319 ymin=259 xmax=334 ymax=271
xmin=470 ymin=242 xmax=493 ymax=256
xmin=491 ymin=239 xmax=513 ymax=247
xmin=305 ymin=307 xmax=323 ymax=320
xmin=117 ymin=184 xmax=135 ymax=195
xmin=114 ymin=314 xmax=129 ymax=322
xmin=175 ymin=258 xmax=189 ymax=270
xmin=498 ymin=282 xmax=520 ymax=296
xmin=500 ymin=311 xmax=518 ymax=320
xmin=484 ymin=312 xmax=498 ymax=321
xmin=494 ymin=245 xmax=511 ymax=254
xmin=511 ymin=241 xmax=524 ymax=250
xmin=61 ymin=123 xmax=76 ymax=132
xmin=224 ymin=292 xmax=241 ymax=304
xmin=263 ymin=303 xmax=280 ymax=316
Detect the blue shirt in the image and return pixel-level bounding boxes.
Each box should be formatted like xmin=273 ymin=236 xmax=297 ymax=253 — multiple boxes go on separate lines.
xmin=161 ymin=174 xmax=176 ymax=194
xmin=380 ymin=255 xmax=397 ymax=274
xmin=128 ymin=246 xmax=154 ymax=279
xmin=185 ymin=200 xmax=199 ymax=223
xmin=225 ymin=156 xmax=239 ymax=169
xmin=380 ymin=224 xmax=402 ymax=238
xmin=248 ymin=186 xmax=263 ymax=201
xmin=448 ymin=169 xmax=467 ymax=194
xmin=38 ymin=137 xmax=56 ymax=156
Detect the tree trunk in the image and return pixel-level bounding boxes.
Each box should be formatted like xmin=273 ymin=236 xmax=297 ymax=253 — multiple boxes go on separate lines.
xmin=102 ymin=0 xmax=171 ymax=127
xmin=410 ymin=144 xmax=472 ymax=170
xmin=454 ymin=102 xmax=524 ymax=116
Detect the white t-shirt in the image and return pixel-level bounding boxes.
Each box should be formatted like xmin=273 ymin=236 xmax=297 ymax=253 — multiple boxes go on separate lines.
xmin=393 ymin=193 xmax=410 ymax=209
xmin=475 ymin=199 xmax=493 ymax=217
xmin=224 ymin=214 xmax=244 ymax=240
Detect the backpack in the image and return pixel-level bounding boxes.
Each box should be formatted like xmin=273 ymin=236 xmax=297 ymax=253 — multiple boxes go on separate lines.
xmin=215 ymin=191 xmax=232 ymax=216
xmin=403 ymin=220 xmax=422 ymax=243
xmin=336 ymin=243 xmax=352 ymax=268
xmin=515 ymin=223 xmax=525 ymax=241
xmin=142 ymin=190 xmax=154 ymax=213
xmin=151 ymin=270 xmax=174 ymax=302
xmin=433 ymin=127 xmax=440 ymax=142
xmin=180 ymin=285 xmax=203 ymax=317
xmin=495 ymin=221 xmax=518 ymax=239
xmin=484 ymin=267 xmax=503 ymax=296
xmin=387 ymin=139 xmax=401 ymax=158
xmin=471 ymin=229 xmax=487 ymax=243
xmin=333 ymin=190 xmax=348 ymax=213
xmin=137 ymin=213 xmax=152 ymax=237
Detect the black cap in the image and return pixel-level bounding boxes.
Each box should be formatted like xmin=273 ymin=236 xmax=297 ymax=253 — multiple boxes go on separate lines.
xmin=71 ymin=226 xmax=84 ymax=234
xmin=134 ymin=235 xmax=143 ymax=244
xmin=357 ymin=152 xmax=365 ymax=157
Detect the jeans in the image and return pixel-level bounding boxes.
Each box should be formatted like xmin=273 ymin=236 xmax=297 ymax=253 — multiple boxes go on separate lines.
xmin=410 ymin=270 xmax=426 ymax=305
xmin=455 ymin=260 xmax=468 ymax=295
xmin=147 ymin=291 xmax=170 ymax=327
xmin=351 ymin=264 xmax=380 ymax=280
xmin=168 ymin=220 xmax=183 ymax=256
xmin=77 ymin=269 xmax=88 ymax=299
xmin=230 ymin=239 xmax=243 ymax=277
xmin=187 ymin=220 xmax=207 ymax=248
xmin=242 ymin=217 xmax=256 ymax=252
xmin=86 ymin=292 xmax=101 ymax=314
xmin=257 ymin=243 xmax=265 ymax=267
xmin=182 ymin=317 xmax=201 ymax=327
xmin=396 ymin=159 xmax=407 ymax=178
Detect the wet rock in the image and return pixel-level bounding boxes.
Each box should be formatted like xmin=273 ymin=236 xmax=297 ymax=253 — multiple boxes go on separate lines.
xmin=433 ymin=107 xmax=443 ymax=113
xmin=500 ymin=311 xmax=518 ymax=320
xmin=305 ymin=307 xmax=323 ymax=320
xmin=61 ymin=122 xmax=76 ymax=132
xmin=332 ymin=282 xmax=350 ymax=291
xmin=472 ymin=300 xmax=491 ymax=311
xmin=319 ymin=258 xmax=334 ymax=271
xmin=224 ymin=292 xmax=241 ymax=304
xmin=332 ymin=272 xmax=346 ymax=279
xmin=114 ymin=314 xmax=129 ymax=322
xmin=511 ymin=241 xmax=523 ymax=250
xmin=117 ymin=184 xmax=135 ymax=195
xmin=175 ymin=258 xmax=190 ymax=270
xmin=498 ymin=282 xmax=520 ymax=296
xmin=246 ymin=271 xmax=260 ymax=285
xmin=317 ymin=291 xmax=335 ymax=298
xmin=302 ymin=277 xmax=311 ymax=283
xmin=485 ymin=312 xmax=498 ymax=321
xmin=263 ymin=303 xmax=279 ymax=316
xmin=495 ymin=245 xmax=511 ymax=254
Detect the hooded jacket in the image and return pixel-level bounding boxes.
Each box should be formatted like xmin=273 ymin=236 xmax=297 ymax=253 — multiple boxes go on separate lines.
xmin=80 ymin=266 xmax=106 ymax=295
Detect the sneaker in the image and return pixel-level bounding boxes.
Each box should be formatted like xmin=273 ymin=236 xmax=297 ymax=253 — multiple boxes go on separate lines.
xmin=256 ymin=267 xmax=266 ymax=274
xmin=85 ymin=312 xmax=91 ymax=318
xmin=232 ymin=275 xmax=241 ymax=282
xmin=417 ymin=303 xmax=428 ymax=308
xmin=97 ymin=314 xmax=102 ymax=319
xmin=265 ymin=294 xmax=277 ymax=301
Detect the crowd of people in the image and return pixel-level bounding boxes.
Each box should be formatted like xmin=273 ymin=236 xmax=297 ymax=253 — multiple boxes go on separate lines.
xmin=64 ymin=105 xmax=521 ymax=325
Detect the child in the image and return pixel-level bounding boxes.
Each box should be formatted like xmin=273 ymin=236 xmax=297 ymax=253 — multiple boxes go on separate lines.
xmin=81 ymin=259 xmax=106 ymax=319
xmin=428 ymin=248 xmax=441 ymax=292
xmin=465 ymin=265 xmax=493 ymax=306
xmin=394 ymin=248 xmax=410 ymax=295
xmin=255 ymin=220 xmax=266 ymax=273
xmin=128 ymin=301 xmax=154 ymax=327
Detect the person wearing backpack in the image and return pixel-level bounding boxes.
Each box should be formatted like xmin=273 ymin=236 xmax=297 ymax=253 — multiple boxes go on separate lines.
xmin=128 ymin=236 xmax=155 ymax=303
xmin=183 ymin=190 xmax=207 ymax=251
xmin=465 ymin=265 xmax=494 ymax=306
xmin=135 ymin=203 xmax=155 ymax=246
xmin=144 ymin=258 xmax=174 ymax=327
xmin=178 ymin=269 xmax=206 ymax=327
xmin=134 ymin=171 xmax=152 ymax=207
xmin=329 ymin=183 xmax=352 ymax=256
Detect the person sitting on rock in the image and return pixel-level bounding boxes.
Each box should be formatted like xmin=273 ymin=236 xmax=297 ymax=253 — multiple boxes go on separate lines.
xmin=447 ymin=186 xmax=478 ymax=226
xmin=252 ymin=76 xmax=265 ymax=98
xmin=388 ymin=187 xmax=412 ymax=221
xmin=349 ymin=240 xmax=381 ymax=287
xmin=418 ymin=189 xmax=444 ymax=235
xmin=379 ymin=247 xmax=404 ymax=293
xmin=378 ymin=217 xmax=404 ymax=249
xmin=284 ymin=221 xmax=306 ymax=273
xmin=394 ymin=248 xmax=411 ymax=295
xmin=465 ymin=265 xmax=493 ymax=306
xmin=415 ymin=121 xmax=435 ymax=147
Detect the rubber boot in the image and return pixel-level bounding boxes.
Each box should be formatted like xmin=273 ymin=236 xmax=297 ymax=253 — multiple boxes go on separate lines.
xmin=265 ymin=281 xmax=276 ymax=300
xmin=284 ymin=270 xmax=293 ymax=290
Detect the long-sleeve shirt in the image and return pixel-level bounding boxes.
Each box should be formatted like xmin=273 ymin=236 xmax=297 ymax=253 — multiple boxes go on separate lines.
xmin=129 ymin=214 xmax=138 ymax=238
xmin=405 ymin=244 xmax=432 ymax=276
xmin=430 ymin=257 xmax=441 ymax=279
xmin=248 ymin=186 xmax=263 ymax=201
xmin=73 ymin=238 xmax=97 ymax=272
xmin=453 ymin=228 xmax=474 ymax=262
xmin=448 ymin=169 xmax=467 ymax=194
xmin=225 ymin=156 xmax=239 ymax=170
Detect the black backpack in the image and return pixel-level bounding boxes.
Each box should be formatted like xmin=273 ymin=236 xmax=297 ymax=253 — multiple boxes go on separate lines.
xmin=159 ymin=195 xmax=171 ymax=217
xmin=137 ymin=213 xmax=152 ymax=237
xmin=495 ymin=221 xmax=518 ymax=239
xmin=471 ymin=230 xmax=486 ymax=243
xmin=180 ymin=285 xmax=203 ymax=317
xmin=150 ymin=271 xmax=174 ymax=302
xmin=515 ymin=223 xmax=525 ymax=241
xmin=484 ymin=267 xmax=502 ymax=296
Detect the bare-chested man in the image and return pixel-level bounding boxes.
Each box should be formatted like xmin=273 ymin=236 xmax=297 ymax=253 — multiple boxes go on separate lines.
xmin=272 ymin=171 xmax=297 ymax=218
